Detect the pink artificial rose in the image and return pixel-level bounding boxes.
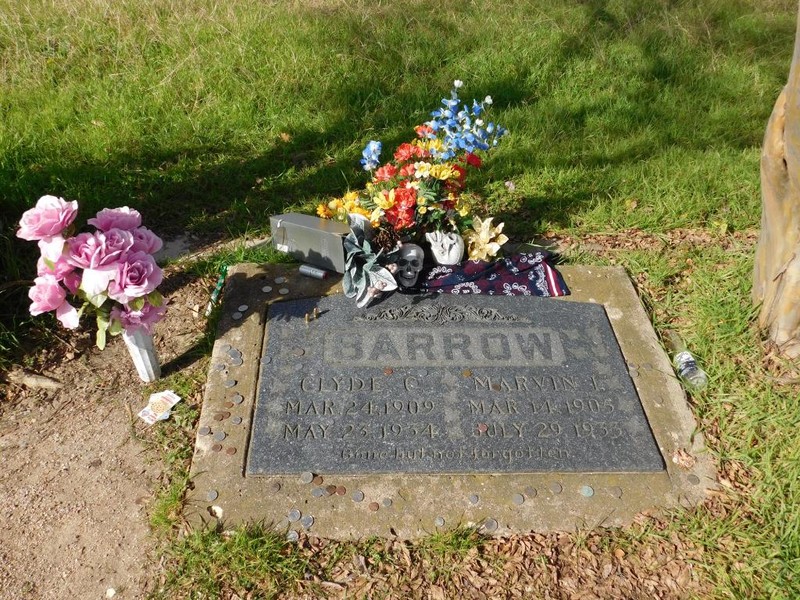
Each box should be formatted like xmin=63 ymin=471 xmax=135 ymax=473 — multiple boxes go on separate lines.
xmin=28 ymin=275 xmax=66 ymax=315
xmin=111 ymin=300 xmax=167 ymax=334
xmin=66 ymin=230 xmax=133 ymax=269
xmin=66 ymin=230 xmax=134 ymax=297
xmin=37 ymin=253 xmax=76 ymax=280
xmin=131 ymin=226 xmax=163 ymax=254
xmin=28 ymin=275 xmax=80 ymax=328
xmin=16 ymin=196 xmax=78 ymax=241
xmin=37 ymin=235 xmax=67 ymax=263
xmin=88 ymin=206 xmax=142 ymax=231
xmin=107 ymin=251 xmax=163 ymax=304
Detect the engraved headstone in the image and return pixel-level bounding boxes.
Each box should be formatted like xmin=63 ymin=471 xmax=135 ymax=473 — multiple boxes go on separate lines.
xmin=247 ymin=294 xmax=664 ymax=475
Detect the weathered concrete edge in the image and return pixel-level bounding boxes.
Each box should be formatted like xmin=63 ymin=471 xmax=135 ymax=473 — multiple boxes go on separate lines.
xmin=185 ymin=263 xmax=717 ymax=539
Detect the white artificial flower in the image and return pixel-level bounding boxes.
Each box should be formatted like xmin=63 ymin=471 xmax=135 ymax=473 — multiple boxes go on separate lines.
xmin=453 ymin=79 xmax=464 ymax=89
xmin=484 ymin=95 xmax=493 ymax=104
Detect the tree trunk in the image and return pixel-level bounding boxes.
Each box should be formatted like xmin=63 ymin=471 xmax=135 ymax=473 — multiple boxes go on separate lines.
xmin=753 ymin=6 xmax=800 ymax=360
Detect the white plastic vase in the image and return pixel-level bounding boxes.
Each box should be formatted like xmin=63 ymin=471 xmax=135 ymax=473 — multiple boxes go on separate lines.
xmin=122 ymin=328 xmax=161 ymax=382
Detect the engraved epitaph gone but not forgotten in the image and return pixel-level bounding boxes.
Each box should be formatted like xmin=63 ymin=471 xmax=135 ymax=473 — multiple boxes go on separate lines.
xmin=247 ymin=294 xmax=665 ymax=475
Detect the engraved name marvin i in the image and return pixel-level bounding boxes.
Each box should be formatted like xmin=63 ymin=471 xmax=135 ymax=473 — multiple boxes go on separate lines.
xmin=246 ymin=296 xmax=665 ymax=475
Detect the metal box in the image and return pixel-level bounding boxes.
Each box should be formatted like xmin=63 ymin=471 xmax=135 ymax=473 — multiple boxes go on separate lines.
xmin=269 ymin=213 xmax=349 ymax=273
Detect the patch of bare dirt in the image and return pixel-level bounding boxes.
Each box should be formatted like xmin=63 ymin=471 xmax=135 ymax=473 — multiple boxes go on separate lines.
xmin=0 ymin=264 xmax=213 ymax=600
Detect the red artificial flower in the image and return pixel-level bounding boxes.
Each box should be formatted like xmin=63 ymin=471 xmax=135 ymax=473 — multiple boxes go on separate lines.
xmin=415 ymin=124 xmax=434 ymax=138
xmin=393 ymin=186 xmax=417 ymax=210
xmin=399 ymin=163 xmax=416 ymax=177
xmin=465 ymin=153 xmax=482 ymax=168
xmin=374 ymin=164 xmax=398 ymax=181
xmin=386 ymin=205 xmax=415 ymax=230
xmin=394 ymin=143 xmax=425 ymax=162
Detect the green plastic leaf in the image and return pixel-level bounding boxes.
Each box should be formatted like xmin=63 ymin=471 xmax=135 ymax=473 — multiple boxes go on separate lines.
xmin=342 ymin=271 xmax=357 ymax=298
xmin=147 ymin=291 xmax=163 ymax=307
xmin=95 ymin=310 xmax=110 ymax=350
xmin=368 ymin=267 xmax=399 ymax=292
xmin=129 ymin=296 xmax=146 ymax=311
xmin=108 ymin=319 xmax=123 ymax=336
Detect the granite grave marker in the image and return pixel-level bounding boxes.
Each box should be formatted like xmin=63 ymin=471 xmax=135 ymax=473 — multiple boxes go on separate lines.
xmin=247 ymin=293 xmax=665 ymax=475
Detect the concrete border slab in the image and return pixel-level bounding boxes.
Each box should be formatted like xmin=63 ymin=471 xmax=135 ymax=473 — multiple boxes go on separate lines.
xmin=186 ymin=264 xmax=715 ymax=539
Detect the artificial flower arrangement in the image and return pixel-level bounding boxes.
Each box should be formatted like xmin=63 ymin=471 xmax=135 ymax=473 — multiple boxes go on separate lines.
xmin=315 ymin=81 xmax=510 ymax=305
xmin=16 ymin=195 xmax=167 ymax=349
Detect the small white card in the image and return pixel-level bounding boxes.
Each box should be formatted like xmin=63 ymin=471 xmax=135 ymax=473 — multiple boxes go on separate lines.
xmin=138 ymin=390 xmax=182 ymax=425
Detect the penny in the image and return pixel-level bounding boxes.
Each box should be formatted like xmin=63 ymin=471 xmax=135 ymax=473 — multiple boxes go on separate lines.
xmin=269 ymin=482 xmax=281 ymax=493
xmin=312 ymin=475 xmax=323 ymax=485
xmin=211 ymin=444 xmax=222 ymax=452
xmin=336 ymin=486 xmax=346 ymax=496
xmin=462 ymin=369 xmax=472 ymax=377
xmin=352 ymin=491 xmax=365 ymax=502
xmin=325 ymin=485 xmax=337 ymax=496
xmin=525 ymin=486 xmax=538 ymax=497
xmin=292 ymin=348 xmax=305 ymax=357
xmin=477 ymin=423 xmax=488 ymax=433
xmin=550 ymin=482 xmax=563 ymax=495
xmin=225 ymin=447 xmax=237 ymax=456
xmin=213 ymin=414 xmax=225 ymax=422
xmin=224 ymin=401 xmax=234 ymax=409
xmin=288 ymin=509 xmax=301 ymax=522
xmin=220 ymin=411 xmax=231 ymax=418
xmin=383 ymin=367 xmax=393 ymax=375
xmin=368 ymin=502 xmax=379 ymax=512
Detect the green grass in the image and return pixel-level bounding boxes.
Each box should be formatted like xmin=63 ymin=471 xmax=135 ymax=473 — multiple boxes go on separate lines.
xmin=2 ymin=0 xmax=799 ymax=597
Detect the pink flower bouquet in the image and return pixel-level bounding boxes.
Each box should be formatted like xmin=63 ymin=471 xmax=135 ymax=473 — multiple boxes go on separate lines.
xmin=16 ymin=196 xmax=167 ymax=348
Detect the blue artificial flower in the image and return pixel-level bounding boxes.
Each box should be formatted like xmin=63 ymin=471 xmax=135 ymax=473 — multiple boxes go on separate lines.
xmin=360 ymin=140 xmax=382 ymax=171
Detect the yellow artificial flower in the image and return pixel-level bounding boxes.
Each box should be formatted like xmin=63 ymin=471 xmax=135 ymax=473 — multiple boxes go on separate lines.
xmin=429 ymin=164 xmax=455 ymax=180
xmin=374 ymin=189 xmax=395 ymax=210
xmin=328 ymin=198 xmax=344 ymax=211
xmin=463 ymin=217 xmax=509 ymax=261
xmin=414 ymin=162 xmax=431 ymax=178
xmin=350 ymin=206 xmax=372 ymax=219
xmin=343 ymin=191 xmax=360 ymax=203
xmin=316 ymin=204 xmax=332 ymax=219
xmin=418 ymin=206 xmax=428 ymax=215
xmin=370 ymin=207 xmax=384 ymax=225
